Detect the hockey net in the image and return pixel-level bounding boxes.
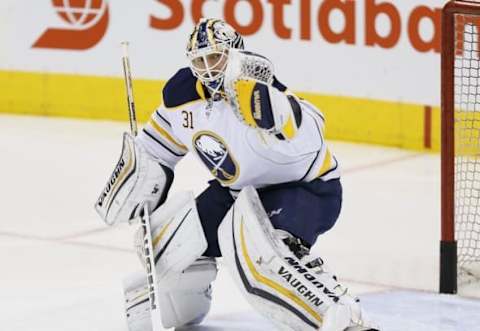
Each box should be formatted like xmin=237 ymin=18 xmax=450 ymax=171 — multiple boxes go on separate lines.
xmin=441 ymin=0 xmax=480 ymax=294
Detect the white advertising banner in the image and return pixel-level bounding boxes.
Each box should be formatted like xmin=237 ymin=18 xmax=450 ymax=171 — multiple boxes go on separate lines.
xmin=1 ymin=0 xmax=446 ymax=105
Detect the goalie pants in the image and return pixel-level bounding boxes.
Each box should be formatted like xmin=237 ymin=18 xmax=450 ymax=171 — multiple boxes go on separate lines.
xmin=196 ymin=178 xmax=343 ymax=257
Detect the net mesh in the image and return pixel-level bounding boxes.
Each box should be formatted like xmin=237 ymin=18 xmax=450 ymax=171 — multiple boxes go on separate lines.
xmin=454 ymin=14 xmax=480 ymax=281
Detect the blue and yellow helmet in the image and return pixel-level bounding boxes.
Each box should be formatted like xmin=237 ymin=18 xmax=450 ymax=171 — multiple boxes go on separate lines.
xmin=186 ymin=18 xmax=244 ymax=96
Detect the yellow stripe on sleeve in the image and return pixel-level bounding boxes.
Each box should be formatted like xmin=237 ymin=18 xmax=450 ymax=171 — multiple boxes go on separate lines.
xmin=148 ymin=119 xmax=188 ymax=152
xmin=317 ymin=148 xmax=333 ymax=177
xmin=281 ymin=114 xmax=297 ymax=140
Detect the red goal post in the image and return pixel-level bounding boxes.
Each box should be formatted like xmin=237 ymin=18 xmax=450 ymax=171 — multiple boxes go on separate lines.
xmin=441 ymin=0 xmax=480 ymax=294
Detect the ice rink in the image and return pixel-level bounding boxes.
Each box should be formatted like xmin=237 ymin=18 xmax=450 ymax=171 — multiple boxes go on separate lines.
xmin=1 ymin=114 xmax=479 ymax=331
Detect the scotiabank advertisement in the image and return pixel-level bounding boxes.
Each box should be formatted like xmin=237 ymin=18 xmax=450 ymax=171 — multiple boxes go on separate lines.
xmin=2 ymin=0 xmax=445 ymax=105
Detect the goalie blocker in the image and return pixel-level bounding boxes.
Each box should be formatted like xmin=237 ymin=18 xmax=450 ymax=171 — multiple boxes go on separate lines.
xmin=94 ymin=133 xmax=173 ymax=225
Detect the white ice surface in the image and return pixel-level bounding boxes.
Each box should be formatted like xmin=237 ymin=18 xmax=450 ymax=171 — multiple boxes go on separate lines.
xmin=362 ymin=291 xmax=480 ymax=331
xmin=0 ymin=115 xmax=479 ymax=331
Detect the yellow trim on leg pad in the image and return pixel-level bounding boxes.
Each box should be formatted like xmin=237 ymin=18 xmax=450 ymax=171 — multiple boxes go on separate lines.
xmin=239 ymin=220 xmax=323 ymax=324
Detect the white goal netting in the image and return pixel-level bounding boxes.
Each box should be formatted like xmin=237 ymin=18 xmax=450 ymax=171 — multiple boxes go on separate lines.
xmin=454 ymin=14 xmax=480 ymax=282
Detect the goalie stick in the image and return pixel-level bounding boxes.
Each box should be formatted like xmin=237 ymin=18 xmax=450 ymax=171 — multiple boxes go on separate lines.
xmin=121 ymin=41 xmax=138 ymax=136
xmin=121 ymin=41 xmax=163 ymax=331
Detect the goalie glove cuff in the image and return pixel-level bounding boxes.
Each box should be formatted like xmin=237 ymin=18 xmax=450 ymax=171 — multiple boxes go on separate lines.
xmin=224 ymin=49 xmax=302 ymax=140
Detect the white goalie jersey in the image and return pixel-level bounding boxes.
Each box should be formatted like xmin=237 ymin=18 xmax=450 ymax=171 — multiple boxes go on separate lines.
xmin=137 ymin=67 xmax=339 ymax=191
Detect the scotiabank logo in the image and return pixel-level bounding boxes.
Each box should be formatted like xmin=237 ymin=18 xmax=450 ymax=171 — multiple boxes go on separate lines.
xmin=150 ymin=0 xmax=442 ymax=54
xmin=31 ymin=0 xmax=443 ymax=54
xmin=32 ymin=0 xmax=109 ymax=50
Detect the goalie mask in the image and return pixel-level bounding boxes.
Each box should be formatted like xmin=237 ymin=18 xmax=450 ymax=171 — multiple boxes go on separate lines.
xmin=186 ymin=18 xmax=244 ymax=97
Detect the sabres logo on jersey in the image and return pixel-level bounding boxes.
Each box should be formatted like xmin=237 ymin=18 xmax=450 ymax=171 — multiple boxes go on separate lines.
xmin=193 ymin=131 xmax=239 ymax=184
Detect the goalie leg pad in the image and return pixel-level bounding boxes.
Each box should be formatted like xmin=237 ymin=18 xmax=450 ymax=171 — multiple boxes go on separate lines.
xmin=157 ymin=257 xmax=217 ymax=328
xmin=134 ymin=191 xmax=208 ymax=280
xmin=218 ymin=186 xmax=360 ymax=331
xmin=123 ymin=257 xmax=218 ymax=331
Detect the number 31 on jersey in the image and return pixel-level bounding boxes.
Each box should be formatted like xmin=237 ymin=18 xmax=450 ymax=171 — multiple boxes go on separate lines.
xmin=182 ymin=111 xmax=193 ymax=129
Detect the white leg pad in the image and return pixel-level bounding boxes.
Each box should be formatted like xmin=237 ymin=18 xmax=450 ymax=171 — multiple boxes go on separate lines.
xmin=123 ymin=272 xmax=153 ymax=331
xmin=218 ymin=186 xmax=360 ymax=331
xmin=123 ymin=258 xmax=218 ymax=331
xmin=134 ymin=191 xmax=208 ymax=280
xmin=158 ymin=257 xmax=217 ymax=328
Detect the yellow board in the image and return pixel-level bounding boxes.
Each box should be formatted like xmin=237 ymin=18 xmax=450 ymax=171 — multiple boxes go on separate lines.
xmin=0 ymin=70 xmax=440 ymax=152
xmin=0 ymin=70 xmax=164 ymax=122
xmin=297 ymin=92 xmax=440 ymax=152
xmin=455 ymin=110 xmax=480 ymax=156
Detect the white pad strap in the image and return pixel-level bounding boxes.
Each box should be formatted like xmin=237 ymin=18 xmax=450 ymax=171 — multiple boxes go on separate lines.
xmin=95 ymin=133 xmax=170 ymax=225
xmin=218 ymin=186 xmax=359 ymax=331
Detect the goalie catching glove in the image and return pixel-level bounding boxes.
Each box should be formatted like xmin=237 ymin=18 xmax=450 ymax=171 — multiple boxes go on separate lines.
xmin=94 ymin=133 xmax=173 ymax=225
xmin=224 ymin=49 xmax=302 ymax=140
